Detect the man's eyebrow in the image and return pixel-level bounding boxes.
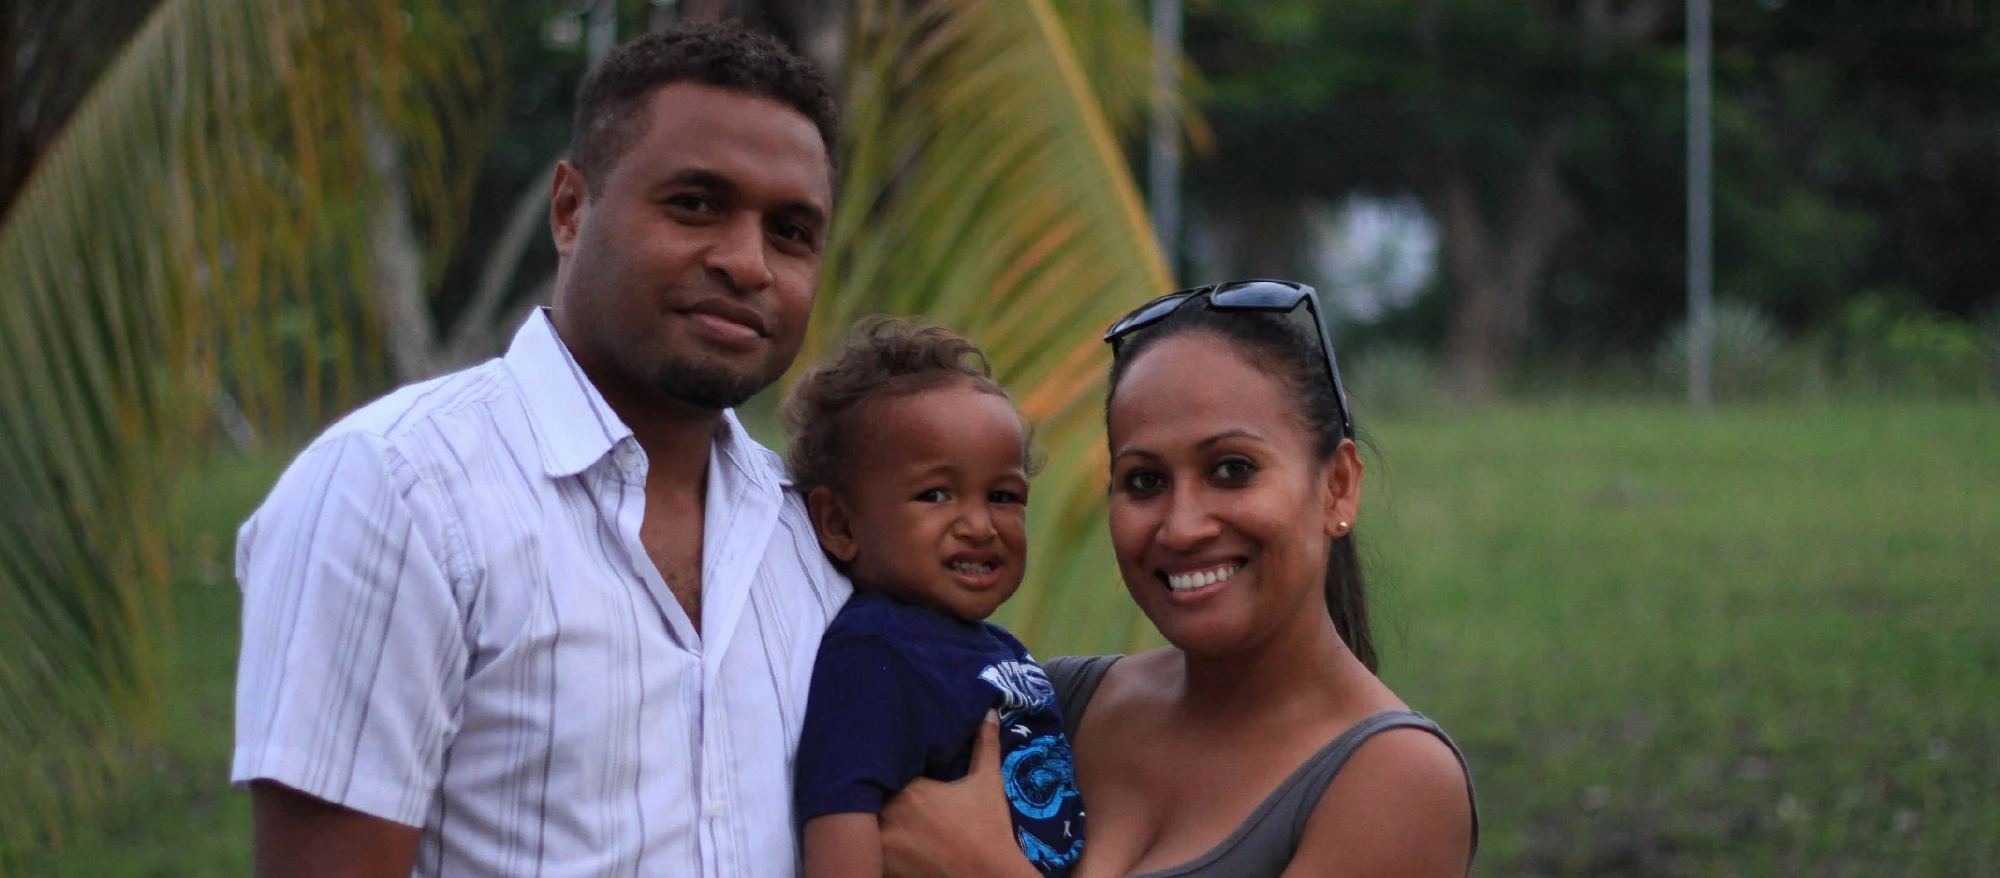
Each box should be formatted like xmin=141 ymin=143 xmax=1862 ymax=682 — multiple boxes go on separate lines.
xmin=658 ymin=168 xmax=737 ymax=193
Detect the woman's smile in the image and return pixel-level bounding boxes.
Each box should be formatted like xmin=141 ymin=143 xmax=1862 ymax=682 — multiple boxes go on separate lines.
xmin=1159 ymin=559 xmax=1244 ymax=594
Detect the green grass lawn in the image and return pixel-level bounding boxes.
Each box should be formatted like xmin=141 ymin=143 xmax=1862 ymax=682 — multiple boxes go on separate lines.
xmin=1367 ymin=403 xmax=2000 ymax=875
xmin=19 ymin=403 xmax=1998 ymax=876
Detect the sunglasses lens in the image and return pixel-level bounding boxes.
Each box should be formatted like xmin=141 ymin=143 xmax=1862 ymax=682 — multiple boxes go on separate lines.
xmin=1209 ymin=281 xmax=1305 ymax=310
xmin=1106 ymin=292 xmax=1195 ymax=341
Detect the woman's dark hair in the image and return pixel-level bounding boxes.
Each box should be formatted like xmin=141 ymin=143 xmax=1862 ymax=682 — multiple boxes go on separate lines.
xmin=784 ymin=317 xmax=1036 ymax=498
xmin=1106 ymin=304 xmax=1377 ymax=673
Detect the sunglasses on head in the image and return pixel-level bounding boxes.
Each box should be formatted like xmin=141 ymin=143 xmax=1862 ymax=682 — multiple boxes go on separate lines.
xmin=1102 ymin=279 xmax=1355 ymax=439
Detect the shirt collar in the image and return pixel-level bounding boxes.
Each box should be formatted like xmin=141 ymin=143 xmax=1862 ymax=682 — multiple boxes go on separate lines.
xmin=505 ymin=308 xmax=631 ymax=478
xmin=503 ymin=308 xmax=790 ymax=490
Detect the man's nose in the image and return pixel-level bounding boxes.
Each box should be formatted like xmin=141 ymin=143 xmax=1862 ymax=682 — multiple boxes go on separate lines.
xmin=706 ymin=214 xmax=775 ymax=294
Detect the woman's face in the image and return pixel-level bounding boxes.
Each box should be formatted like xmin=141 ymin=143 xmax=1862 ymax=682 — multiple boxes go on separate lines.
xmin=1106 ymin=331 xmax=1361 ymax=656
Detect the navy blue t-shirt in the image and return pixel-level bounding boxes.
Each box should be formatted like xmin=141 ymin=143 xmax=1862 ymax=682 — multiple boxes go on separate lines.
xmin=796 ymin=592 xmax=1085 ymax=876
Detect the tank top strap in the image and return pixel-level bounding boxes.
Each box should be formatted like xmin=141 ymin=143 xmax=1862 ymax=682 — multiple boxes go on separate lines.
xmin=1043 ymin=654 xmax=1122 ymax=741
xmin=1270 ymin=710 xmax=1480 ymax=870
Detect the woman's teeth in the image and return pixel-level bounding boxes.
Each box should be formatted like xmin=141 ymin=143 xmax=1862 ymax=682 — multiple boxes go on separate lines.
xmin=1166 ymin=564 xmax=1238 ymax=592
xmin=950 ymin=561 xmax=996 ymax=575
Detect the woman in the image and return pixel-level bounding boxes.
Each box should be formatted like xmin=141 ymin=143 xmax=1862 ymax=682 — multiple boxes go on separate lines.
xmin=878 ymin=280 xmax=1477 ymax=877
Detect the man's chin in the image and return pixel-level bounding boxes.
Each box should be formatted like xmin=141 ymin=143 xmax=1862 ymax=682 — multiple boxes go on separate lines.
xmin=653 ymin=358 xmax=770 ymax=411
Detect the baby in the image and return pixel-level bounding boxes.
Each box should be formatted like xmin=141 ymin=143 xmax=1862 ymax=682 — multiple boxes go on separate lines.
xmin=787 ymin=318 xmax=1084 ymax=877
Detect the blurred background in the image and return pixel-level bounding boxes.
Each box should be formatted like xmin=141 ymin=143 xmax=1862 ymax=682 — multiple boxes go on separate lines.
xmin=1 ymin=0 xmax=1994 ymax=874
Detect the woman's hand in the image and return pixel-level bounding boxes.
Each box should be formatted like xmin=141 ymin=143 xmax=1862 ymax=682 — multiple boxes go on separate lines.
xmin=879 ymin=712 xmax=1040 ymax=878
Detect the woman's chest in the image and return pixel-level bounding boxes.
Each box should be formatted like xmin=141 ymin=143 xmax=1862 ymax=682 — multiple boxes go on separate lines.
xmin=1070 ymin=727 xmax=1317 ymax=877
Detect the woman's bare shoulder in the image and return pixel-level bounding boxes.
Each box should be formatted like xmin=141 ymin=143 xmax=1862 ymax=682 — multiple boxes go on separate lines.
xmin=1283 ymin=723 xmax=1474 ymax=878
xmin=1085 ymin=647 xmax=1176 ymax=705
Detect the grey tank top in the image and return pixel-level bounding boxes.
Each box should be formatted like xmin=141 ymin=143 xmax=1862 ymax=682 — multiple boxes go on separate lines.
xmin=1046 ymin=655 xmax=1479 ymax=878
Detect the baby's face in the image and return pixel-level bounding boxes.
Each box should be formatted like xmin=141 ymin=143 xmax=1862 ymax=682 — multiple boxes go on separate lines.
xmin=820 ymin=383 xmax=1030 ymax=622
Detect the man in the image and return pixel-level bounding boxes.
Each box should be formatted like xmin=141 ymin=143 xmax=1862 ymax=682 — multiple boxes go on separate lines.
xmin=232 ymin=23 xmax=850 ymax=877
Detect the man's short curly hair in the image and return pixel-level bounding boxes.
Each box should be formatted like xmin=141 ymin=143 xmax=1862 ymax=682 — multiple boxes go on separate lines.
xmin=783 ymin=318 xmax=1038 ymax=497
xmin=571 ymin=22 xmax=839 ymax=195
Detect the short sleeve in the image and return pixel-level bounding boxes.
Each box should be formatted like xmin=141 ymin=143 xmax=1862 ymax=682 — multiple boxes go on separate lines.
xmin=794 ymin=634 xmax=943 ymax=820
xmin=231 ymin=431 xmax=469 ymax=828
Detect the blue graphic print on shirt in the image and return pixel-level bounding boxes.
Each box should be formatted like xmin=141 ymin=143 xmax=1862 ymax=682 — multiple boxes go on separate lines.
xmin=1003 ymin=733 xmax=1078 ymax=820
xmin=796 ymin=593 xmax=1086 ymax=876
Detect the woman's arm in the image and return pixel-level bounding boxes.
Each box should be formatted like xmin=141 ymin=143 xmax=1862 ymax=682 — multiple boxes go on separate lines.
xmin=1282 ymin=728 xmax=1475 ymax=878
xmin=804 ymin=813 xmax=885 ymax=878
xmin=878 ymin=714 xmax=1040 ymax=878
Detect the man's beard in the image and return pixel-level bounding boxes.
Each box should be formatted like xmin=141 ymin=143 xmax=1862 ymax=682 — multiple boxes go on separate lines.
xmin=653 ymin=352 xmax=768 ymax=410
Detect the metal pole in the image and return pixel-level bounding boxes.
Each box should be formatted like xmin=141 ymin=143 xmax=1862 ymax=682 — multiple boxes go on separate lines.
xmin=1149 ymin=0 xmax=1182 ymax=269
xmin=588 ymin=0 xmax=618 ymax=70
xmin=1687 ymin=0 xmax=1714 ymax=409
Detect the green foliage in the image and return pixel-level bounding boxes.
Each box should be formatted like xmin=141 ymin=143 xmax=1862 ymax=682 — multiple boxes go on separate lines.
xmin=819 ymin=0 xmax=1171 ymax=654
xmin=1825 ymin=296 xmax=1999 ymax=398
xmin=0 ymin=0 xmax=491 ymax=860
xmin=1185 ymin=0 xmax=2000 ymax=374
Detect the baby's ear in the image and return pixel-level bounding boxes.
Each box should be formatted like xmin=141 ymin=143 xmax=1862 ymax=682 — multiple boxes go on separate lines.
xmin=806 ymin=486 xmax=860 ymax=563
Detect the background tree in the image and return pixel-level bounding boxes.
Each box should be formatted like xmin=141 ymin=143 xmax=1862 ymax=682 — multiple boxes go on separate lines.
xmin=1181 ymin=0 xmax=2000 ymax=398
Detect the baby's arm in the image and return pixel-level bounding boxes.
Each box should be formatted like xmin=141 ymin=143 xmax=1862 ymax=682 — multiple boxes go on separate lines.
xmin=796 ymin=630 xmax=936 ymax=878
xmin=803 ymin=813 xmax=884 ymax=878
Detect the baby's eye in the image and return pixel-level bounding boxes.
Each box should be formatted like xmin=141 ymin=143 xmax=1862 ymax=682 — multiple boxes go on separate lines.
xmin=1212 ymin=457 xmax=1257 ymax=484
xmin=914 ymin=488 xmax=950 ymax=503
xmin=1120 ymin=469 xmax=1167 ymax=496
xmin=989 ymin=489 xmax=1025 ymax=505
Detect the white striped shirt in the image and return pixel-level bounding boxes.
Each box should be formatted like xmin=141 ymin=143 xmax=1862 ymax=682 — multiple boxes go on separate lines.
xmin=233 ymin=309 xmax=851 ymax=877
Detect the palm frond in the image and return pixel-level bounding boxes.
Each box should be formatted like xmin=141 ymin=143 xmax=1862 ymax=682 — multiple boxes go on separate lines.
xmin=820 ymin=0 xmax=1177 ymax=655
xmin=0 ymin=0 xmax=489 ymax=854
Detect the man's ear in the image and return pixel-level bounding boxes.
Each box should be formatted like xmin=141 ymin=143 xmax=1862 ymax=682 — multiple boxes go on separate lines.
xmin=807 ymin=486 xmax=860 ymax=564
xmin=550 ymin=160 xmax=589 ymax=257
xmin=1322 ymin=438 xmax=1363 ymax=539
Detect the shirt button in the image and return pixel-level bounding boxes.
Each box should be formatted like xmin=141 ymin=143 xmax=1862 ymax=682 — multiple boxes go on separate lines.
xmin=706 ymin=800 xmax=726 ymax=818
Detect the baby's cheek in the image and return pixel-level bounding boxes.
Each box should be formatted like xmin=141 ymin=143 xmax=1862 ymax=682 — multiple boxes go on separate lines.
xmin=997 ymin=509 xmax=1029 ymax=537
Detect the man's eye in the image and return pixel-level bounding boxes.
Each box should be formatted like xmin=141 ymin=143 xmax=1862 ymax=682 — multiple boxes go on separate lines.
xmin=914 ymin=488 xmax=949 ymax=503
xmin=665 ymin=193 xmax=715 ymax=214
xmin=771 ymin=219 xmax=812 ymax=244
xmin=1213 ymin=458 xmax=1256 ymax=483
xmin=1121 ymin=470 xmax=1166 ymax=495
xmin=989 ymin=490 xmax=1025 ymax=505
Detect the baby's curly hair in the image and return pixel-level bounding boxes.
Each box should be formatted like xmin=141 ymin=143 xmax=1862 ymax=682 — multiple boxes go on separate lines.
xmin=783 ymin=317 xmax=1036 ymax=496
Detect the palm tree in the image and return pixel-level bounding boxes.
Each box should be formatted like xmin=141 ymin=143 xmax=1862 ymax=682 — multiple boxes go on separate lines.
xmin=0 ymin=0 xmax=490 ymax=850
xmin=0 ymin=0 xmax=1176 ymax=853
xmin=820 ymin=0 xmax=1172 ymax=652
